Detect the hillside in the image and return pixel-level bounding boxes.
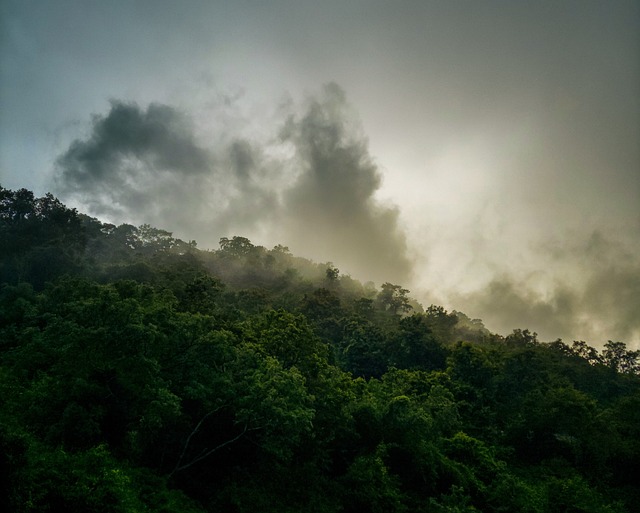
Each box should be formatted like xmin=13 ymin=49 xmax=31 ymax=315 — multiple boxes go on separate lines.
xmin=1 ymin=186 xmax=639 ymax=512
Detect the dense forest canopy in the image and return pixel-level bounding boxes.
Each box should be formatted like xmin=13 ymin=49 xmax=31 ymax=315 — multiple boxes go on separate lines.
xmin=1 ymin=186 xmax=639 ymax=512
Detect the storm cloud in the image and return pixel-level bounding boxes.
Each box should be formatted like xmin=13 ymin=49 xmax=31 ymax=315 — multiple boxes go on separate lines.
xmin=56 ymin=84 xmax=412 ymax=285
xmin=57 ymin=101 xmax=213 ymax=220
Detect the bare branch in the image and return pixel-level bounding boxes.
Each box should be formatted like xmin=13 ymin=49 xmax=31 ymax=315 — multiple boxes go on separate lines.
xmin=169 ymin=405 xmax=225 ymax=477
xmin=170 ymin=423 xmax=249 ymax=476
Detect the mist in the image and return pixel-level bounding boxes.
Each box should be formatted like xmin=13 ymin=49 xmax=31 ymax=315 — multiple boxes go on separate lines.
xmin=449 ymin=230 xmax=640 ymax=347
xmin=278 ymin=84 xmax=411 ymax=284
xmin=56 ymin=84 xmax=412 ymax=285
xmin=4 ymin=0 xmax=638 ymax=348
xmin=54 ymin=83 xmax=640 ymax=349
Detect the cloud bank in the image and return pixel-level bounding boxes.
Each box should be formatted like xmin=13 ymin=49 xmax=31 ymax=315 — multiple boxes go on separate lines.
xmin=54 ymin=84 xmax=639 ymax=348
xmin=451 ymin=231 xmax=640 ymax=347
xmin=279 ymin=84 xmax=411 ymax=283
xmin=56 ymin=84 xmax=412 ymax=285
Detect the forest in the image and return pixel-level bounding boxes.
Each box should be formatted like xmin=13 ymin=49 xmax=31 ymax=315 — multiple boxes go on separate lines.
xmin=1 ymin=186 xmax=639 ymax=513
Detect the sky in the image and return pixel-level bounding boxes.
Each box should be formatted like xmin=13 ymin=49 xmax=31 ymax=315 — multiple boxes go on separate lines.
xmin=1 ymin=0 xmax=639 ymax=347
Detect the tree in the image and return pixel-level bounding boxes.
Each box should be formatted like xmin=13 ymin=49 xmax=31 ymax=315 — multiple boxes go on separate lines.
xmin=602 ymin=341 xmax=639 ymax=374
xmin=389 ymin=314 xmax=448 ymax=371
xmin=0 ymin=187 xmax=86 ymax=286
xmin=377 ymin=283 xmax=412 ymax=316
xmin=325 ymin=264 xmax=340 ymax=283
xmin=179 ymin=274 xmax=224 ymax=314
xmin=423 ymin=305 xmax=458 ymax=345
xmin=218 ymin=236 xmax=255 ymax=257
xmin=3 ymin=186 xmax=639 ymax=513
xmin=248 ymin=309 xmax=329 ymax=377
xmin=505 ymin=329 xmax=539 ymax=348
xmin=569 ymin=341 xmax=602 ymax=366
xmin=340 ymin=317 xmax=389 ymax=378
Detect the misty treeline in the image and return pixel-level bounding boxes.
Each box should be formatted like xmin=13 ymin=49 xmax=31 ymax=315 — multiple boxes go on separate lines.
xmin=1 ymin=186 xmax=639 ymax=513
xmin=51 ymin=84 xmax=640 ymax=352
xmin=54 ymin=84 xmax=412 ymax=286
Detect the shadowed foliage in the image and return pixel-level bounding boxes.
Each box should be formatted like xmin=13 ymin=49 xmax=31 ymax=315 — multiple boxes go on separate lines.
xmin=1 ymin=187 xmax=638 ymax=512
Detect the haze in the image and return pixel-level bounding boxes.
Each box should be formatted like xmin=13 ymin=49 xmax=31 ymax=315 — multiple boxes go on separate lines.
xmin=1 ymin=0 xmax=638 ymax=347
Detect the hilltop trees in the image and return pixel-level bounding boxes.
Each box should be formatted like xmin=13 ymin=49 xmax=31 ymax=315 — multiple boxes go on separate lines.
xmin=0 ymin=187 xmax=86 ymax=287
xmin=1 ymin=187 xmax=638 ymax=512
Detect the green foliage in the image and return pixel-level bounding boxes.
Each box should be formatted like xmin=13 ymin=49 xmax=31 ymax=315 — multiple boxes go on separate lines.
xmin=377 ymin=282 xmax=413 ymax=316
xmin=340 ymin=445 xmax=408 ymax=513
xmin=1 ymin=186 xmax=638 ymax=512
xmin=0 ymin=187 xmax=86 ymax=287
xmin=389 ymin=314 xmax=449 ymax=371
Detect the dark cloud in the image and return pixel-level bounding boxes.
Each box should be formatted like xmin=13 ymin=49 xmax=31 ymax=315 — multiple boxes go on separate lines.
xmin=56 ymin=101 xmax=213 ymax=220
xmin=59 ymin=101 xmax=210 ymax=181
xmin=55 ymin=99 xmax=279 ymax=243
xmin=55 ymin=85 xmax=412 ymax=285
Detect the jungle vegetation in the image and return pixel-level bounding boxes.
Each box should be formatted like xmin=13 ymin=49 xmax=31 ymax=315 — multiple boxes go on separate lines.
xmin=1 ymin=186 xmax=639 ymax=512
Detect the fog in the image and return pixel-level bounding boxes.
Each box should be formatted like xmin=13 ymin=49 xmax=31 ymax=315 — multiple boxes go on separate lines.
xmin=56 ymin=85 xmax=412 ymax=284
xmin=2 ymin=0 xmax=638 ymax=346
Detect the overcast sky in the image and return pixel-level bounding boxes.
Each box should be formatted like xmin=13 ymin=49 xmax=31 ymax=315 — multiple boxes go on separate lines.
xmin=1 ymin=0 xmax=639 ymax=347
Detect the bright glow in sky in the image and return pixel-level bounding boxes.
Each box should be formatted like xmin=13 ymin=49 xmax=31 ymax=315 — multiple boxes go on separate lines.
xmin=1 ymin=0 xmax=639 ymax=347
